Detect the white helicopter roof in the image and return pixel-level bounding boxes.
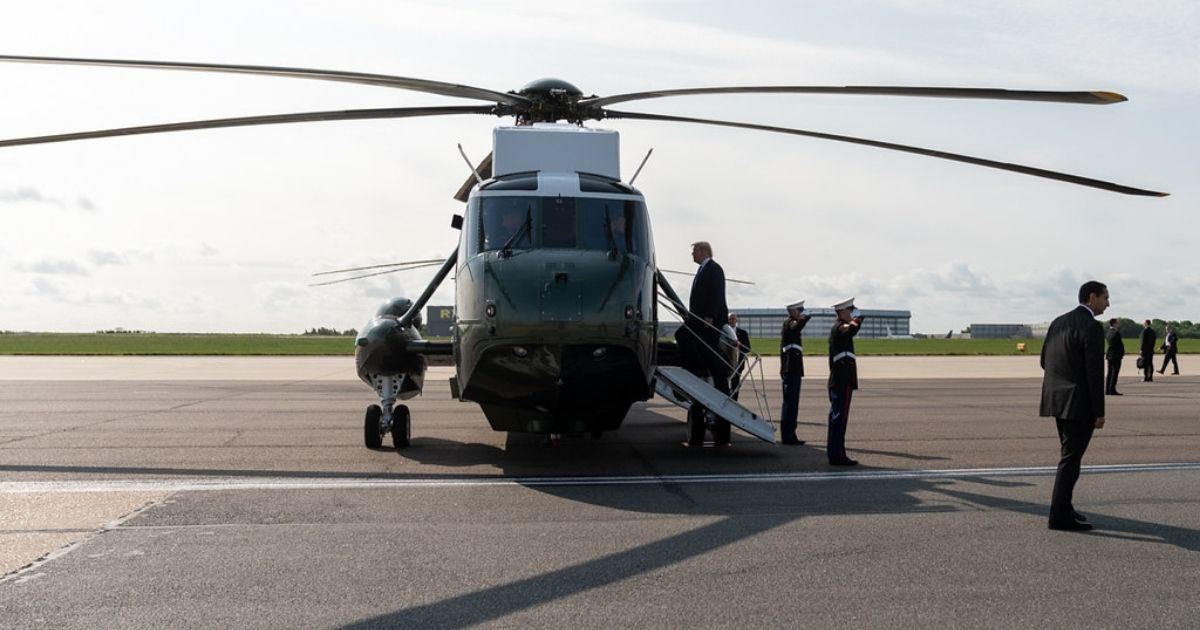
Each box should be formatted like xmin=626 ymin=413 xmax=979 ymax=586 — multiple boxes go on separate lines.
xmin=493 ymin=123 xmax=620 ymax=180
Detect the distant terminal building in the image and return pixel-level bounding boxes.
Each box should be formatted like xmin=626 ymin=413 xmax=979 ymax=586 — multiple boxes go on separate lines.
xmin=970 ymin=323 xmax=1034 ymax=339
xmin=433 ymin=304 xmax=912 ymax=340
xmin=661 ymin=307 xmax=911 ymax=339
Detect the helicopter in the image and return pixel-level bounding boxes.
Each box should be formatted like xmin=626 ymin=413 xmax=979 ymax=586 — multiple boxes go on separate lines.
xmin=0 ymin=55 xmax=1168 ymax=450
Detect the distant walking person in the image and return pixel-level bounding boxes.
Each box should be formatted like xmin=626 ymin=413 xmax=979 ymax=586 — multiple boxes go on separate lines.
xmin=1159 ymin=325 xmax=1180 ymax=375
xmin=1040 ymin=280 xmax=1109 ymax=532
xmin=1105 ymin=318 xmax=1125 ymax=395
xmin=1139 ymin=320 xmax=1157 ymax=382
xmin=779 ymin=300 xmax=810 ymax=445
xmin=827 ymin=298 xmax=863 ymax=466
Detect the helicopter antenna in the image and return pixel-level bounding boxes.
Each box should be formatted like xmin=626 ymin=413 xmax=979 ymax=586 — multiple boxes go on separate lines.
xmin=456 ymin=143 xmax=484 ymax=184
xmin=628 ymin=148 xmax=653 ymax=186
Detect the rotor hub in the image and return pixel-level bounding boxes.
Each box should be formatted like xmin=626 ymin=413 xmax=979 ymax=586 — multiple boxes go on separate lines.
xmin=513 ymin=78 xmax=594 ymax=124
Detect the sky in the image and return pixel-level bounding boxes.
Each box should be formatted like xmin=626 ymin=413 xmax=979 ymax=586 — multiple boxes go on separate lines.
xmin=1 ymin=0 xmax=1196 ymax=334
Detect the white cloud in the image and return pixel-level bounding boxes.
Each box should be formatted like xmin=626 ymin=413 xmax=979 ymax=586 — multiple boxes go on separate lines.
xmin=14 ymin=258 xmax=91 ymax=276
xmin=0 ymin=1 xmax=1194 ymax=332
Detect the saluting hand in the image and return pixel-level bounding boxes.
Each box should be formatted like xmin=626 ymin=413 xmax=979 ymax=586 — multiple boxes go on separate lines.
xmin=1095 ymin=416 xmax=1106 ymax=429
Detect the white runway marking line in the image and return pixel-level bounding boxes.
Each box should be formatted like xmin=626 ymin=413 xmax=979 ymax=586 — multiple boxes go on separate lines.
xmin=3 ymin=462 xmax=1199 ymax=493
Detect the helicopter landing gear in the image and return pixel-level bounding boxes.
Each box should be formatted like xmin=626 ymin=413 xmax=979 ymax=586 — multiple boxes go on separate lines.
xmin=364 ymin=404 xmax=384 ymax=449
xmin=392 ymin=404 xmax=411 ymax=449
xmin=365 ymin=373 xmax=412 ymax=450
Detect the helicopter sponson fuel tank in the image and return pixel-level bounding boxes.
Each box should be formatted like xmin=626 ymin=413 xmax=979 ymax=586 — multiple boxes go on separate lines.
xmin=355 ymin=297 xmax=428 ymax=398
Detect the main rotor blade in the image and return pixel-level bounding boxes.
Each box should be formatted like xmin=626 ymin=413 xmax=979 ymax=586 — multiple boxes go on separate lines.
xmin=604 ymin=110 xmax=1167 ymax=197
xmin=582 ymin=86 xmax=1126 ymax=109
xmin=0 ymin=54 xmax=531 ymax=106
xmin=0 ymin=105 xmax=495 ymax=148
xmin=309 ymin=262 xmax=443 ymax=287
xmin=312 ymin=259 xmax=445 ymax=277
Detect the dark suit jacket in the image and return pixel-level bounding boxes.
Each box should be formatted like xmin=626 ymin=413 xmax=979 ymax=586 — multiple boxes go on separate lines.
xmin=1139 ymin=327 xmax=1157 ymax=355
xmin=1040 ymin=305 xmax=1104 ymax=421
xmin=1106 ymin=327 xmax=1125 ymax=360
xmin=688 ymin=259 xmax=728 ymax=330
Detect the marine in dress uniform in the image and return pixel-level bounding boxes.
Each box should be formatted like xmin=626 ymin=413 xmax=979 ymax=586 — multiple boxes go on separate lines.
xmin=826 ymin=298 xmax=862 ymax=466
xmin=779 ymin=300 xmax=810 ymax=445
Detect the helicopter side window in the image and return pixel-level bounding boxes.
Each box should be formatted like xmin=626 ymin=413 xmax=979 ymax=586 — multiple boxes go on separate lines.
xmin=541 ymin=196 xmax=576 ymax=248
xmin=480 ymin=197 xmax=533 ymax=252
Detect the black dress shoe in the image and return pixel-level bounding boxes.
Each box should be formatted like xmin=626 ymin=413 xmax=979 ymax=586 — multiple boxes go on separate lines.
xmin=1048 ymin=520 xmax=1093 ymax=532
xmin=829 ymin=457 xmax=859 ymax=466
xmin=1111 ymin=391 xmax=1123 ymax=396
xmin=1073 ymin=511 xmax=1088 ymax=523
xmin=781 ymin=438 xmax=806 ymax=445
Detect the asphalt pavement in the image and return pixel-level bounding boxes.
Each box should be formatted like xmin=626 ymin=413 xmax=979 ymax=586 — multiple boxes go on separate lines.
xmin=1 ymin=359 xmax=1197 ymax=629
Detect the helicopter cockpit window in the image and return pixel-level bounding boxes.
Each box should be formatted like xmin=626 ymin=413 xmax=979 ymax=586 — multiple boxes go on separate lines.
xmin=578 ymin=199 xmax=645 ymax=256
xmin=480 ymin=197 xmax=534 ymax=252
xmin=541 ymin=196 xmax=576 ymax=248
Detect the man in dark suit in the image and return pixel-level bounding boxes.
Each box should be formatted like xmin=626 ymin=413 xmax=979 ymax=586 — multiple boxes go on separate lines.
xmin=686 ymin=241 xmax=731 ymax=444
xmin=727 ymin=313 xmax=752 ymax=401
xmin=1139 ymin=320 xmax=1157 ymax=382
xmin=1105 ymin=318 xmax=1125 ymax=395
xmin=1040 ymin=280 xmax=1109 ymax=532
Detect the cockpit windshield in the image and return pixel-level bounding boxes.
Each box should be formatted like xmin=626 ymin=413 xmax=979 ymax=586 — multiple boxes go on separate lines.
xmin=474 ymin=196 xmax=647 ymax=256
xmin=479 ymin=197 xmax=534 ymax=252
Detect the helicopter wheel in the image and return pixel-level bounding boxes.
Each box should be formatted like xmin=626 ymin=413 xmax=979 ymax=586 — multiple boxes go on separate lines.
xmin=686 ymin=404 xmax=707 ymax=446
xmin=392 ymin=404 xmax=411 ymax=449
xmin=364 ymin=404 xmax=384 ymax=450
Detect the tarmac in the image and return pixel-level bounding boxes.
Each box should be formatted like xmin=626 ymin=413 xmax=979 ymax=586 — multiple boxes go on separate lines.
xmin=0 ymin=353 xmax=1113 ymax=381
xmin=1 ymin=356 xmax=1196 ymax=628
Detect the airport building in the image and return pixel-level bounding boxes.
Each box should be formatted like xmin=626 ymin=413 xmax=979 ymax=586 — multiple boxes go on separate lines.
xmin=429 ymin=305 xmax=913 ymax=340
xmin=731 ymin=307 xmax=912 ymax=339
xmin=970 ymin=323 xmax=1034 ymax=339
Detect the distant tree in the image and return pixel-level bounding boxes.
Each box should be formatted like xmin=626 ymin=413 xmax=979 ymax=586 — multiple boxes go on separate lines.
xmin=303 ymin=327 xmax=354 ymax=336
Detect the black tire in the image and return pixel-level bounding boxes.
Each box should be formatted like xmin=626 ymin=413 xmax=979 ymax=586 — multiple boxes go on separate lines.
xmin=686 ymin=404 xmax=707 ymax=446
xmin=392 ymin=404 xmax=411 ymax=449
xmin=364 ymin=404 xmax=383 ymax=449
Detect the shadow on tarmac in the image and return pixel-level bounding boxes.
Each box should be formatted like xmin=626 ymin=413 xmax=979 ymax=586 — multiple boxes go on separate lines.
xmin=338 ymin=470 xmax=1200 ymax=629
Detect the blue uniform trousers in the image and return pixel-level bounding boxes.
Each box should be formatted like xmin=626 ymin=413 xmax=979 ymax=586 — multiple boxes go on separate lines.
xmin=827 ymin=384 xmax=853 ymax=460
xmin=780 ymin=372 xmax=802 ymax=441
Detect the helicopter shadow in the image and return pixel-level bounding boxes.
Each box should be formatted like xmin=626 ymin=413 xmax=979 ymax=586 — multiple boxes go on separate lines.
xmin=341 ymin=468 xmax=1199 ymax=629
